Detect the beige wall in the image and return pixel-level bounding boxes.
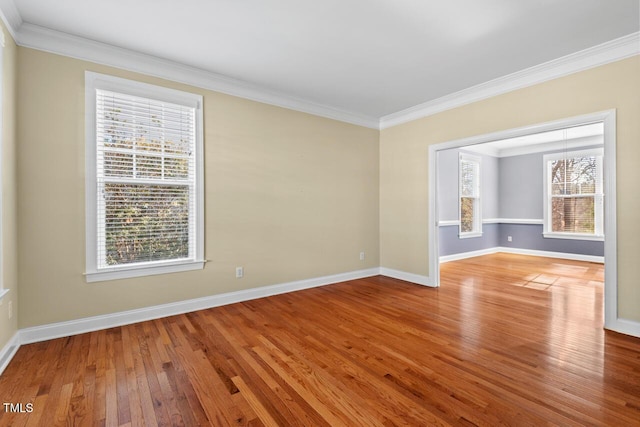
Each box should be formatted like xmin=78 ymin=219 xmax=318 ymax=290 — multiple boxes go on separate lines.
xmin=0 ymin=23 xmax=18 ymax=350
xmin=17 ymin=48 xmax=380 ymax=328
xmin=380 ymin=56 xmax=640 ymax=322
xmin=10 ymin=44 xmax=640 ymax=329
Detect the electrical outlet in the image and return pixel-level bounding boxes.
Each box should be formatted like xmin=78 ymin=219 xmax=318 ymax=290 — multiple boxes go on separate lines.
xmin=8 ymin=301 xmax=12 ymax=319
xmin=507 ymin=236 xmax=513 ymax=242
xmin=359 ymin=252 xmax=365 ymax=261
xmin=236 ymin=267 xmax=244 ymax=278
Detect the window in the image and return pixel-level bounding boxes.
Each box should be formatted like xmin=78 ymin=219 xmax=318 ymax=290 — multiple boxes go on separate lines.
xmin=85 ymin=72 xmax=204 ymax=282
xmin=543 ymin=148 xmax=604 ymax=240
xmin=459 ymin=153 xmax=482 ymax=238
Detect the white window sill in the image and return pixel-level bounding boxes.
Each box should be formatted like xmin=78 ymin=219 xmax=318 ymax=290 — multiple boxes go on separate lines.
xmin=86 ymin=259 xmax=205 ymax=283
xmin=543 ymin=232 xmax=604 ymax=242
xmin=459 ymin=232 xmax=483 ymax=239
xmin=0 ymin=289 xmax=8 ymax=301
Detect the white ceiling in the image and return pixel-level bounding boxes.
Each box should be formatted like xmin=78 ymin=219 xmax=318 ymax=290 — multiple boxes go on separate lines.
xmin=464 ymin=122 xmax=604 ymax=157
xmin=5 ymin=0 xmax=640 ymax=123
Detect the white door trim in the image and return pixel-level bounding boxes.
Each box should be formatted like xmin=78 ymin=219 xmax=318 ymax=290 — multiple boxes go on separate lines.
xmin=428 ymin=110 xmax=621 ymax=333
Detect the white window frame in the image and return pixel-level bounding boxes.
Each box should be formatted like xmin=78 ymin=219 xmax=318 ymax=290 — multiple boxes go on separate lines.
xmin=543 ymin=147 xmax=604 ymax=241
xmin=459 ymin=153 xmax=482 ymax=238
xmin=85 ymin=72 xmax=205 ymax=282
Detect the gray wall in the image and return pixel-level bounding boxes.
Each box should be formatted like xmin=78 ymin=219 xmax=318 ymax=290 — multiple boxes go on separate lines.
xmin=438 ymin=144 xmax=605 ymax=258
xmin=499 ymin=224 xmax=604 ymax=256
xmin=439 ymin=224 xmax=500 ymax=256
xmin=483 ymin=154 xmax=499 ymax=219
xmin=499 ymin=153 xmax=542 ymax=219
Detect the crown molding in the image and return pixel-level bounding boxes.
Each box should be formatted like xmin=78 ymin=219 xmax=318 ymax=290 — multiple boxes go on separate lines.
xmin=0 ymin=0 xmax=637 ymax=131
xmin=15 ymin=23 xmax=380 ymax=129
xmin=380 ymin=32 xmax=640 ymax=130
xmin=0 ymin=0 xmax=20 ymax=40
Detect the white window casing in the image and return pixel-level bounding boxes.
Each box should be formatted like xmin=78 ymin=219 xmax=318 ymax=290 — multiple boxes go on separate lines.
xmin=85 ymin=72 xmax=204 ymax=282
xmin=459 ymin=153 xmax=482 ymax=238
xmin=543 ymin=147 xmax=604 ymax=241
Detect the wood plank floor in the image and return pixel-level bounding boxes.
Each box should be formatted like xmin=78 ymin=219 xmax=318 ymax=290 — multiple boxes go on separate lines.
xmin=1 ymin=253 xmax=639 ymax=426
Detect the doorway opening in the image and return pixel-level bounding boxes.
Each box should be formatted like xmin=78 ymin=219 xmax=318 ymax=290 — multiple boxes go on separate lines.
xmin=428 ymin=110 xmax=617 ymax=330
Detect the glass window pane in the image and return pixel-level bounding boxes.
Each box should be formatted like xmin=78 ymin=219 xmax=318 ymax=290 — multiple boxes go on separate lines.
xmin=165 ymin=157 xmax=189 ymax=179
xmin=460 ymin=161 xmax=476 ymax=197
xmin=461 ymin=197 xmax=474 ymax=233
xmin=551 ymin=157 xmax=597 ymax=195
xmin=551 ymin=196 xmax=595 ymax=233
xmin=103 ymin=152 xmax=133 ymax=177
xmin=136 ymin=155 xmax=163 ymax=178
xmin=103 ymin=183 xmax=190 ymax=265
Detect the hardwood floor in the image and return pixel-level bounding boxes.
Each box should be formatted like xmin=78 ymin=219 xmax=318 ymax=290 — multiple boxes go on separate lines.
xmin=1 ymin=253 xmax=639 ymax=426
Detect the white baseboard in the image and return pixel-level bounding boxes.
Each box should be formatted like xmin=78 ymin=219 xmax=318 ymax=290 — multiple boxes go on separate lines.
xmin=439 ymin=246 xmax=604 ymax=264
xmin=438 ymin=218 xmax=543 ymax=226
xmin=606 ymin=317 xmax=640 ymax=338
xmin=5 ymin=258 xmax=628 ymax=375
xmin=439 ymin=248 xmax=499 ymax=263
xmin=0 ymin=332 xmax=20 ymax=376
xmin=1 ymin=262 xmax=636 ymax=378
xmin=19 ymin=267 xmax=380 ymax=345
xmin=379 ymin=267 xmax=433 ymax=287
xmin=496 ymin=247 xmax=604 ymax=263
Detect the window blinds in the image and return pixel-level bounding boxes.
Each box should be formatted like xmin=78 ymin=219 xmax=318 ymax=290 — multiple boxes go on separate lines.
xmin=460 ymin=160 xmax=479 ymax=199
xmin=460 ymin=157 xmax=480 ymax=234
xmin=549 ymin=155 xmax=602 ymax=234
xmin=95 ymin=89 xmax=196 ymax=268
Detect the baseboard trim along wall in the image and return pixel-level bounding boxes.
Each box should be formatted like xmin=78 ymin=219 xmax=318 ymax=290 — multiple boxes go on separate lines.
xmin=438 ymin=218 xmax=544 ymax=226
xmin=438 ymin=248 xmax=638 ymax=338
xmin=0 ymin=333 xmax=20 ymax=376
xmin=440 ymin=247 xmax=604 ymax=264
xmin=378 ymin=267 xmax=433 ymax=287
xmin=439 ymin=248 xmax=499 ymax=263
xmin=3 ymin=260 xmax=636 ymax=375
xmin=19 ymin=267 xmax=380 ymax=345
xmin=611 ymin=318 xmax=640 ymax=339
xmin=499 ymin=247 xmax=604 ymax=263
xmin=0 ymin=266 xmax=429 ymax=374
